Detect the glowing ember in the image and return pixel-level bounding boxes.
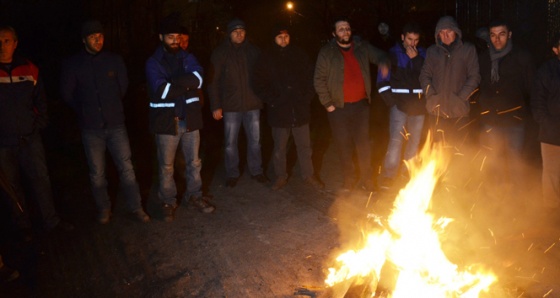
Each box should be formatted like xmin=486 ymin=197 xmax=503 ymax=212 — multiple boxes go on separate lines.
xmin=325 ymin=141 xmax=497 ymax=297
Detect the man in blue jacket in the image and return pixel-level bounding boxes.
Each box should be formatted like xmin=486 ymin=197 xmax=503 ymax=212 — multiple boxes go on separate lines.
xmin=61 ymin=20 xmax=149 ymax=224
xmin=377 ymin=22 xmax=426 ymax=190
xmin=146 ymin=16 xmax=215 ymax=222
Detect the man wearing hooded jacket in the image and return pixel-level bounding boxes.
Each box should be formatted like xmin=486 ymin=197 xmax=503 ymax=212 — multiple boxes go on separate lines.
xmin=420 ymin=16 xmax=480 ymax=149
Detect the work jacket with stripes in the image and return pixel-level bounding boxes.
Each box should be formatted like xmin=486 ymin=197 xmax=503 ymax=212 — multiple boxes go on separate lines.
xmin=377 ymin=42 xmax=426 ymax=115
xmin=146 ymin=46 xmax=203 ymax=135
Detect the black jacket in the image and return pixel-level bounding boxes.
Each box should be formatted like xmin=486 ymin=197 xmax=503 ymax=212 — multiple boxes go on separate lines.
xmin=253 ymin=44 xmax=314 ymax=127
xmin=208 ymin=39 xmax=262 ymax=112
xmin=531 ymin=58 xmax=560 ymax=145
xmin=478 ymin=46 xmax=535 ymax=126
xmin=60 ymin=49 xmax=128 ymax=129
xmin=0 ymin=56 xmax=47 ymax=146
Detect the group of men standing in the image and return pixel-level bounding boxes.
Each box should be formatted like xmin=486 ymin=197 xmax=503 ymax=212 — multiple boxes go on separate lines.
xmin=1 ymin=14 xmax=560 ymax=236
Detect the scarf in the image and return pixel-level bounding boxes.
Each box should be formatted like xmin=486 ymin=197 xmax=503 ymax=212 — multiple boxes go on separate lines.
xmin=489 ymin=40 xmax=512 ymax=83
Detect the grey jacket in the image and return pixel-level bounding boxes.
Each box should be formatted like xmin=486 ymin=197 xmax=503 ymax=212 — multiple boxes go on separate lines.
xmin=420 ymin=16 xmax=480 ymax=118
xmin=314 ymin=37 xmax=388 ymax=108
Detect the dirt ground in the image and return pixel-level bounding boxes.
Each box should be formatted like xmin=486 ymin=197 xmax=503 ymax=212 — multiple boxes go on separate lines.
xmin=2 ymin=98 xmax=560 ymax=298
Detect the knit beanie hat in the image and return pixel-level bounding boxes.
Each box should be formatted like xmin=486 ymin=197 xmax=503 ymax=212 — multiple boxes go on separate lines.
xmin=227 ymin=18 xmax=246 ymax=34
xmin=271 ymin=23 xmax=289 ymax=38
xmin=81 ymin=20 xmax=104 ymax=38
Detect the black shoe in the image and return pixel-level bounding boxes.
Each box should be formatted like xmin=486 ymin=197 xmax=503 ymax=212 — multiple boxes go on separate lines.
xmin=271 ymin=177 xmax=288 ymax=191
xmin=226 ymin=177 xmax=238 ymax=188
xmin=341 ymin=179 xmax=354 ymax=192
xmin=189 ymin=196 xmax=216 ymax=213
xmin=97 ymin=209 xmax=111 ymax=224
xmin=0 ymin=264 xmax=19 ymax=283
xmin=378 ymin=177 xmax=394 ymax=191
xmin=131 ymin=209 xmax=150 ymax=223
xmin=358 ymin=179 xmax=376 ymax=192
xmin=49 ymin=220 xmax=75 ymax=233
xmin=304 ymin=176 xmax=325 ymax=190
xmin=162 ymin=204 xmax=176 ymax=222
xmin=251 ymin=174 xmax=269 ymax=184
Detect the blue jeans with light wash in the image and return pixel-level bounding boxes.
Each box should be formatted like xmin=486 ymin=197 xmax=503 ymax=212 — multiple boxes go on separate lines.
xmin=223 ymin=109 xmax=263 ymax=178
xmin=82 ymin=125 xmax=142 ymax=212
xmin=381 ymin=105 xmax=425 ymax=178
xmin=155 ymin=120 xmax=202 ymax=207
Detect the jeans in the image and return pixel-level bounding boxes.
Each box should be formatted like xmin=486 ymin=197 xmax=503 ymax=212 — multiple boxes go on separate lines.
xmin=479 ymin=123 xmax=525 ymax=192
xmin=0 ymin=132 xmax=60 ymax=229
xmin=82 ymin=125 xmax=142 ymax=212
xmin=272 ymin=124 xmax=314 ymax=179
xmin=155 ymin=120 xmax=202 ymax=206
xmin=223 ymin=110 xmax=263 ymax=178
xmin=382 ymin=106 xmax=425 ymax=178
xmin=327 ymin=100 xmax=372 ymax=182
xmin=541 ymin=142 xmax=560 ymax=208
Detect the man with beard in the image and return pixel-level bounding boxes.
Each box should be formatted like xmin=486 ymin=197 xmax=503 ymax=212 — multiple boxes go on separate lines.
xmin=146 ymin=16 xmax=215 ymax=222
xmin=253 ymin=23 xmax=324 ymax=191
xmin=531 ymin=33 xmax=560 ymax=208
xmin=208 ymin=18 xmax=267 ymax=188
xmin=477 ymin=19 xmax=535 ymax=198
xmin=314 ymin=17 xmax=389 ymax=192
xmin=61 ymin=20 xmax=150 ymax=224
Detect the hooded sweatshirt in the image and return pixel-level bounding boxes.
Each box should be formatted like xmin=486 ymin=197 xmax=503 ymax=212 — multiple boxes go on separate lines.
xmin=419 ymin=16 xmax=480 ymax=118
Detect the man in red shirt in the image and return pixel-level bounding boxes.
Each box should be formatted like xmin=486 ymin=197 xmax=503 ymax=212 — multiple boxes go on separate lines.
xmin=314 ymin=17 xmax=389 ymax=192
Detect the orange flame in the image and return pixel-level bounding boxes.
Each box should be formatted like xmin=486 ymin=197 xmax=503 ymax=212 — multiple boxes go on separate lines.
xmin=325 ymin=137 xmax=497 ymax=297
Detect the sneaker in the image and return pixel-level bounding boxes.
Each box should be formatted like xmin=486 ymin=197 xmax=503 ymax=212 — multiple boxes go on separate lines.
xmin=304 ymin=176 xmax=325 ymax=190
xmin=189 ymin=196 xmax=216 ymax=213
xmin=251 ymin=174 xmax=269 ymax=184
xmin=271 ymin=177 xmax=288 ymax=191
xmin=226 ymin=177 xmax=238 ymax=188
xmin=162 ymin=204 xmax=176 ymax=222
xmin=97 ymin=209 xmax=111 ymax=224
xmin=132 ymin=209 xmax=150 ymax=223
xmin=0 ymin=264 xmax=19 ymax=283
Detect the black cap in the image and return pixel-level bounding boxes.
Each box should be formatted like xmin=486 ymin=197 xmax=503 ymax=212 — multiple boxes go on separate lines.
xmin=81 ymin=20 xmax=103 ymax=38
xmin=159 ymin=13 xmax=182 ymax=35
xmin=227 ymin=18 xmax=246 ymax=34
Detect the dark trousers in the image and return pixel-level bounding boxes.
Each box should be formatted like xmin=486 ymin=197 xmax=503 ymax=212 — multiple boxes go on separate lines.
xmin=0 ymin=132 xmax=59 ymax=230
xmin=327 ymin=100 xmax=372 ymax=182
